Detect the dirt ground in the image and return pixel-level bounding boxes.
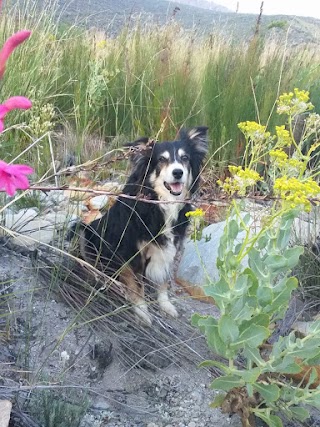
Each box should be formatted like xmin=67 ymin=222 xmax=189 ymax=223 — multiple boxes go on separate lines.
xmin=0 ymin=242 xmax=243 ymax=427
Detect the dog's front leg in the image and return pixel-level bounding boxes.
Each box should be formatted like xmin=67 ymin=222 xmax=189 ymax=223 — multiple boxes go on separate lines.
xmin=157 ymin=282 xmax=178 ymax=318
xmin=119 ymin=266 xmax=152 ymax=327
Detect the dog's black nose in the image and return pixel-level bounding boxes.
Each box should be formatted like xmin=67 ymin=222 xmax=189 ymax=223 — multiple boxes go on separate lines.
xmin=172 ymin=168 xmax=183 ymax=179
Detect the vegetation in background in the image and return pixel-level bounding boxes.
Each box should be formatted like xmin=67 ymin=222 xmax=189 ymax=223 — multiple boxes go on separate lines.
xmin=1 ymin=0 xmax=320 ymax=175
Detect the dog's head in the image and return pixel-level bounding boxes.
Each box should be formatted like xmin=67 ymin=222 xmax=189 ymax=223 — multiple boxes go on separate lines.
xmin=126 ymin=126 xmax=208 ymax=199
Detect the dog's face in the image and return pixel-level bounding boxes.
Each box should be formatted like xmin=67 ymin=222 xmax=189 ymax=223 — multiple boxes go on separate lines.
xmin=128 ymin=127 xmax=208 ymax=199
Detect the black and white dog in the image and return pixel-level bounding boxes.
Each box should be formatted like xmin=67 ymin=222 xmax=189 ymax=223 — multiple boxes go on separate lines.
xmin=79 ymin=127 xmax=208 ymax=325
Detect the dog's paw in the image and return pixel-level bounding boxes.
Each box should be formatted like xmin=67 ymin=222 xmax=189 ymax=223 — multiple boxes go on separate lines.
xmin=159 ymin=300 xmax=178 ymax=318
xmin=134 ymin=304 xmax=152 ymax=327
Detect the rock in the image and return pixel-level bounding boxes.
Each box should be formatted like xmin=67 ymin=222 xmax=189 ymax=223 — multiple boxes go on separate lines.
xmin=10 ymin=218 xmax=55 ymax=248
xmin=177 ymin=205 xmax=266 ymax=288
xmin=0 ymin=400 xmax=12 ymax=427
xmin=98 ymin=181 xmax=123 ymax=193
xmin=87 ymin=195 xmax=109 ymax=210
xmin=44 ymin=212 xmax=78 ymax=229
xmin=292 ymin=211 xmax=320 ymax=246
xmin=5 ymin=208 xmax=38 ymax=230
xmin=177 ymin=221 xmax=249 ymax=287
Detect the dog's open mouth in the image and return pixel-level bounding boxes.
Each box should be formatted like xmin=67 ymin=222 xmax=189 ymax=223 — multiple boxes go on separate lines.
xmin=164 ymin=181 xmax=184 ymax=196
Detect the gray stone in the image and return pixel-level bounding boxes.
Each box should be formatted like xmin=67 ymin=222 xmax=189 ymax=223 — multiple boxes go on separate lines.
xmin=177 ymin=220 xmax=248 ymax=287
xmin=0 ymin=400 xmax=12 ymax=427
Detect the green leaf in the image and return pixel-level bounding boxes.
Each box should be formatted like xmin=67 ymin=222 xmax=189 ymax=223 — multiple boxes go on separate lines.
xmin=198 ymin=360 xmax=229 ymax=374
xmin=257 ymin=286 xmax=273 ymax=306
xmin=309 ymin=319 xmax=320 ymax=334
xmin=243 ymin=268 xmax=259 ymax=295
xmin=229 ymin=297 xmax=255 ymax=323
xmin=227 ymin=219 xmax=239 ymax=240
xmin=240 ymin=314 xmax=270 ymax=332
xmin=203 ymin=277 xmax=230 ymax=305
xmin=191 ymin=313 xmax=205 ymax=330
xmin=248 ymin=248 xmax=267 ymax=279
xmin=197 ymin=317 xmax=229 ymax=357
xmin=218 ymin=234 xmax=228 ymax=259
xmin=305 ymin=367 xmax=318 ymax=389
xmin=273 ymin=361 xmax=302 ymax=374
xmin=276 ymin=228 xmax=291 ymax=250
xmin=265 ymin=254 xmax=288 ymax=272
xmin=242 ymin=213 xmax=250 ymax=225
xmin=287 ymin=346 xmax=320 ymax=359
xmin=225 ymin=251 xmax=239 ymax=271
xmin=284 ymin=246 xmax=304 ymax=268
xmin=290 ymin=406 xmax=310 ymax=422
xmin=231 ymin=325 xmax=269 ymax=349
xmin=266 ymin=278 xmax=298 ymax=313
xmin=243 ymin=347 xmax=265 ymax=367
xmin=257 ymin=234 xmax=268 ymax=250
xmin=255 ymin=413 xmax=283 ymax=427
xmin=219 ymin=314 xmax=239 ymax=344
xmin=234 ymin=274 xmax=249 ymax=294
xmin=237 ymin=367 xmax=261 ymax=383
xmin=210 ymin=375 xmax=245 ymax=392
xmin=280 ymin=210 xmax=297 ymax=229
xmin=253 ymin=383 xmax=280 ymax=403
xmin=209 ymin=393 xmax=226 ymax=408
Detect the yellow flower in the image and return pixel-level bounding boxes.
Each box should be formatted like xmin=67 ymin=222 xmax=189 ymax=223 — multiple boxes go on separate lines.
xmin=275 ymin=126 xmax=292 ymax=147
xmin=274 ymin=176 xmax=320 ymax=211
xmin=185 ymin=208 xmax=205 ymax=218
xmin=238 ymin=121 xmax=270 ymax=142
xmin=269 ymin=149 xmax=288 ymax=161
xmin=277 ymin=88 xmax=314 ymax=116
xmin=218 ymin=167 xmax=262 ymax=196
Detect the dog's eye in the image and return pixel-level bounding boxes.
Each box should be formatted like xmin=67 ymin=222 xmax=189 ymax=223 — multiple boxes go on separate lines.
xmin=158 ymin=156 xmax=167 ymax=163
xmin=181 ymin=155 xmax=189 ymax=162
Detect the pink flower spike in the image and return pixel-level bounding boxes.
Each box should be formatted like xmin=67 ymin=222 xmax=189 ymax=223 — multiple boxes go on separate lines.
xmin=0 ymin=96 xmax=32 ymax=131
xmin=0 ymin=30 xmax=31 ymax=79
xmin=0 ymin=160 xmax=33 ymax=196
xmin=3 ymin=96 xmax=32 ymax=112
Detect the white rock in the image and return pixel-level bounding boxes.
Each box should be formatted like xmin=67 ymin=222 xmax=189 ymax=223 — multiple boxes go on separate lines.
xmin=87 ymin=195 xmax=109 ymax=210
xmin=0 ymin=400 xmax=12 ymax=427
xmin=177 ymin=219 xmax=251 ymax=287
xmin=5 ymin=208 xmax=38 ymax=230
xmin=10 ymin=218 xmax=54 ymax=248
xmin=44 ymin=212 xmax=78 ymax=229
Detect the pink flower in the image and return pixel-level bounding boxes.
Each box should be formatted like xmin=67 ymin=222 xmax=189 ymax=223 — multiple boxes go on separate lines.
xmin=0 ymin=96 xmax=32 ymax=132
xmin=0 ymin=30 xmax=31 ymax=79
xmin=0 ymin=160 xmax=33 ymax=196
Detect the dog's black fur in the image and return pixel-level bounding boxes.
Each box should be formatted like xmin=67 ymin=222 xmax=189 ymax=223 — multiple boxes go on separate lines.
xmin=79 ymin=126 xmax=208 ymax=325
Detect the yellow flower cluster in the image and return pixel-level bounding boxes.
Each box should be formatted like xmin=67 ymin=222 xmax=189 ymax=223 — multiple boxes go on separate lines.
xmin=274 ymin=176 xmax=320 ymax=211
xmin=218 ymin=166 xmax=262 ymax=196
xmin=238 ymin=121 xmax=270 ymax=141
xmin=185 ymin=208 xmax=205 ymax=218
xmin=269 ymin=149 xmax=288 ymax=161
xmin=277 ymin=88 xmax=314 ymax=116
xmin=275 ymin=126 xmax=292 ymax=147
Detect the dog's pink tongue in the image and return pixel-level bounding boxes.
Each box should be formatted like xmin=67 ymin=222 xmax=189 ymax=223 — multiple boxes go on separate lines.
xmin=170 ymin=182 xmax=183 ymax=193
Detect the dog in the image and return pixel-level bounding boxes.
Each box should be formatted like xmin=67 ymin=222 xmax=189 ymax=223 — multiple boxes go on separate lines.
xmin=78 ymin=126 xmax=208 ymax=326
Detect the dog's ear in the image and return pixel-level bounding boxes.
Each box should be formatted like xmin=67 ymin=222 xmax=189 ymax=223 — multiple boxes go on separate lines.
xmin=125 ymin=137 xmax=155 ymax=164
xmin=124 ymin=138 xmax=156 ymax=192
xmin=181 ymin=126 xmax=208 ymax=155
xmin=180 ymin=126 xmax=208 ymax=194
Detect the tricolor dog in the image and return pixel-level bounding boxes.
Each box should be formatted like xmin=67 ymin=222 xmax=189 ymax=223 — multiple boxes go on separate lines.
xmin=79 ymin=127 xmax=208 ymax=325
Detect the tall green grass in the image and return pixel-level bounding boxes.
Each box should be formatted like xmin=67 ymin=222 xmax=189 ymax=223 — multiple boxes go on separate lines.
xmin=1 ymin=0 xmax=320 ymax=172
